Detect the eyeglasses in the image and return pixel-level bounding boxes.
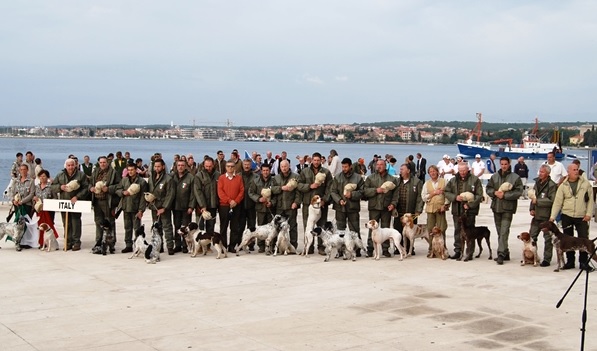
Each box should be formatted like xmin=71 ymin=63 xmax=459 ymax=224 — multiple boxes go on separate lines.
xmin=226 ymin=165 xmax=234 ymax=168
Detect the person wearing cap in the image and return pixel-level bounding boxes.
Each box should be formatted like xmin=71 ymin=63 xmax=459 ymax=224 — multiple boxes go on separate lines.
xmin=297 ymin=152 xmax=333 ymax=255
xmin=471 ymin=154 xmax=485 ymax=178
xmin=486 ymin=156 xmax=524 ymax=265
xmin=116 ymin=161 xmax=148 ymax=253
xmin=368 ymin=155 xmax=380 ymax=175
xmin=331 ymin=158 xmax=364 ymax=234
xmin=437 ymin=154 xmax=455 ymax=181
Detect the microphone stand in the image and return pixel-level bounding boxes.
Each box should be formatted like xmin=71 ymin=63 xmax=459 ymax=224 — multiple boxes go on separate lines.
xmin=556 ymin=232 xmax=596 ymax=351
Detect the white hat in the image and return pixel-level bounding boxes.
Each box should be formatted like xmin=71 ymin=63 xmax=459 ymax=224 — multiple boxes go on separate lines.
xmin=443 ymin=154 xmax=450 ymax=159
xmin=475 ymin=154 xmax=481 ymax=158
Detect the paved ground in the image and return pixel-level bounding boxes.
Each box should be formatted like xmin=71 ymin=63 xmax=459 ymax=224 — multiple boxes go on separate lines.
xmin=1 ymin=200 xmax=596 ymax=351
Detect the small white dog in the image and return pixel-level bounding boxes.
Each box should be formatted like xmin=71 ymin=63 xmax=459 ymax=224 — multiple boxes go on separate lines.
xmin=38 ymin=223 xmax=58 ymax=252
xmin=274 ymin=222 xmax=296 ymax=256
xmin=365 ymin=219 xmax=406 ymax=261
xmin=129 ymin=225 xmax=148 ymax=259
xmin=301 ymin=195 xmax=322 ymax=257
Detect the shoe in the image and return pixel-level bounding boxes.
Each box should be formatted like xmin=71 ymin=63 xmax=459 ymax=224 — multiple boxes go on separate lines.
xmin=16 ymin=246 xmax=22 ymax=252
xmin=66 ymin=246 xmax=72 ymax=251
xmin=121 ymin=246 xmax=133 ymax=254
xmin=167 ymin=248 xmax=175 ymax=255
xmin=503 ymin=253 xmax=510 ymax=261
xmin=258 ymin=247 xmax=265 ymax=253
xmin=159 ymin=246 xmax=164 ymax=253
xmin=72 ymin=244 xmax=81 ymax=252
xmin=539 ymin=261 xmax=550 ymax=267
xmin=496 ymin=255 xmax=504 ymax=265
xmin=182 ymin=247 xmax=188 ymax=254
xmin=249 ymin=245 xmax=255 ymax=252
xmin=356 ymin=251 xmax=362 ymax=258
xmin=382 ymin=251 xmax=391 ymax=258
xmin=580 ymin=263 xmax=594 ymax=272
xmin=318 ymin=249 xmax=327 ymax=256
xmin=411 ymin=250 xmax=416 ymax=256
xmin=91 ymin=246 xmax=102 ymax=255
xmin=228 ymin=247 xmax=237 ymax=254
xmin=450 ymin=252 xmax=461 ymax=260
xmin=174 ymin=246 xmax=182 ymax=253
xmin=562 ymin=262 xmax=575 ymax=270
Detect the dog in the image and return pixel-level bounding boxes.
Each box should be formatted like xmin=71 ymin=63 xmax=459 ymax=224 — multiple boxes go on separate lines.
xmin=145 ymin=221 xmax=163 ymax=264
xmin=237 ymin=215 xmax=285 ymax=256
xmin=38 ymin=223 xmax=58 ymax=252
xmin=517 ymin=232 xmax=539 ymax=267
xmin=99 ymin=219 xmax=116 ymax=255
xmin=178 ymin=222 xmax=200 ymax=255
xmin=458 ymin=214 xmax=492 ymax=261
xmin=301 ymin=195 xmax=322 ymax=257
xmin=129 ymin=225 xmax=149 ymax=259
xmin=364 ymin=219 xmax=406 ymax=261
xmin=540 ymin=221 xmax=597 ymax=272
xmin=428 ymin=226 xmax=448 ymax=260
xmin=311 ymin=225 xmax=345 ymax=262
xmin=0 ymin=217 xmax=28 ymax=250
xmin=191 ymin=231 xmax=215 ymax=258
xmin=274 ymin=221 xmax=297 ymax=256
xmin=400 ymin=213 xmax=430 ymax=256
xmin=210 ymin=232 xmax=227 ymax=259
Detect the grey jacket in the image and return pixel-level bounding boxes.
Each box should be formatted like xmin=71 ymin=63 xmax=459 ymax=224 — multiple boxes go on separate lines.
xmin=271 ymin=171 xmax=301 ymax=210
xmin=444 ymin=173 xmax=483 ymax=216
xmin=363 ymin=172 xmax=399 ymax=211
xmin=486 ymin=169 xmax=523 ymax=214
xmin=194 ymin=169 xmax=220 ymax=209
xmin=297 ymin=165 xmax=332 ymax=205
xmin=331 ymin=170 xmax=364 ymax=213
xmin=529 ymin=177 xmax=557 ymax=221
xmin=116 ymin=175 xmax=148 ymax=213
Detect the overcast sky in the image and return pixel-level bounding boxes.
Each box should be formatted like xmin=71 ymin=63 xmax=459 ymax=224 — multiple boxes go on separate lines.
xmin=1 ymin=1 xmax=595 ymax=127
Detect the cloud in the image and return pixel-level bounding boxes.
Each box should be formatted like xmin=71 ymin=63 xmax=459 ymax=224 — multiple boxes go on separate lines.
xmin=335 ymin=76 xmax=348 ymax=82
xmin=302 ymin=74 xmax=324 ymax=85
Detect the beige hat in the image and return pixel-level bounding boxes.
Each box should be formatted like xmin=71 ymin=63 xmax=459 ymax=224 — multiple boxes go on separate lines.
xmin=65 ymin=180 xmax=80 ymax=192
xmin=127 ymin=183 xmax=140 ymax=196
xmin=144 ymin=192 xmax=156 ymax=203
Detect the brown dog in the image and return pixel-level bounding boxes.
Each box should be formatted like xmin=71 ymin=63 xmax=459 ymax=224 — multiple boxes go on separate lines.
xmin=458 ymin=214 xmax=492 ymax=261
xmin=428 ymin=226 xmax=448 ymax=260
xmin=540 ymin=221 xmax=597 ymax=272
xmin=517 ymin=232 xmax=539 ymax=267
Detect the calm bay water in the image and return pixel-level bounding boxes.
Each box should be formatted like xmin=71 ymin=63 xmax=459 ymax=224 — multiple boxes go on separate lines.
xmin=0 ymin=137 xmax=567 ymax=192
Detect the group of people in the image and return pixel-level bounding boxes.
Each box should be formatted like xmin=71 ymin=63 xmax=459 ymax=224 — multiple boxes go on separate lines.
xmin=7 ymin=149 xmax=596 ymax=271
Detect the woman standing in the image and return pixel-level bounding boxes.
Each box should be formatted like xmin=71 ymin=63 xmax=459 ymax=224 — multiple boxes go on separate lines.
xmin=34 ymin=170 xmax=59 ymax=248
xmin=12 ymin=164 xmax=35 ymax=218
xmin=421 ymin=165 xmax=449 ymax=253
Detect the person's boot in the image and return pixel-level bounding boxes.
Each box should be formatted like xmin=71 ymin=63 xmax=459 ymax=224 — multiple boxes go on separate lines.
xmin=562 ymin=251 xmax=576 ymax=269
xmin=496 ymin=253 xmax=505 ymax=265
xmin=121 ymin=245 xmax=133 ymax=254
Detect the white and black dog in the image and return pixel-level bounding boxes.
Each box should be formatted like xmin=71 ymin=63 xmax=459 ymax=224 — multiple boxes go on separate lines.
xmin=178 ymin=222 xmax=200 ymax=255
xmin=301 ymin=195 xmax=322 ymax=257
xmin=273 ymin=221 xmax=297 ymax=256
xmin=129 ymin=225 xmax=149 ymax=259
xmin=237 ymin=214 xmax=286 ymax=256
xmin=0 ymin=216 xmax=28 ymax=251
xmin=311 ymin=222 xmax=365 ymax=262
xmin=145 ymin=221 xmax=163 ymax=264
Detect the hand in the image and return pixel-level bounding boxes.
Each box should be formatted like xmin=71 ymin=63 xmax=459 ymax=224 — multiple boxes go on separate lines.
xmin=340 ymin=200 xmax=346 ymax=206
xmin=530 ymin=210 xmax=535 ymax=217
xmin=376 ymin=187 xmax=384 ymax=194
xmin=388 ymin=204 xmax=395 ymax=212
xmin=157 ymin=208 xmax=165 ymax=216
xmin=259 ymin=197 xmax=267 ymax=203
xmin=583 ymin=215 xmax=591 ymax=222
xmin=187 ymin=208 xmax=193 ymax=215
xmin=495 ymin=190 xmax=504 ymax=199
xmin=291 ymin=203 xmax=298 ymax=210
xmin=71 ymin=196 xmax=78 ymax=203
xmin=61 ymin=185 xmax=67 ymax=191
xmin=282 ymin=185 xmax=289 ymax=191
xmin=345 ymin=191 xmax=352 ymax=199
xmin=549 ymin=218 xmax=555 ymax=222
xmin=102 ymin=185 xmax=108 ymax=193
xmin=266 ymin=201 xmax=272 ymax=208
xmin=463 ymin=203 xmax=469 ymax=210
xmin=310 ymin=183 xmax=319 ymax=189
xmin=123 ymin=190 xmax=130 ymax=196
xmin=90 ymin=186 xmax=96 ymax=193
xmin=456 ymin=195 xmax=463 ymax=202
xmin=136 ymin=211 xmax=144 ymax=219
xmin=230 ymin=200 xmax=237 ymax=208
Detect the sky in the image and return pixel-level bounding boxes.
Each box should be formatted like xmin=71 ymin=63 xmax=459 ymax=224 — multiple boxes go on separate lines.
xmin=1 ymin=1 xmax=596 ymax=127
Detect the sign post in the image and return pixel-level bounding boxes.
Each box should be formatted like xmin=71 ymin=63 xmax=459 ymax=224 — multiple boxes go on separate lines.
xmin=43 ymin=199 xmax=92 ymax=251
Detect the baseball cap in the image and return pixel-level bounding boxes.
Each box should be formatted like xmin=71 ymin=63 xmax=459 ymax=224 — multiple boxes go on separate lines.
xmin=475 ymin=154 xmax=481 ymax=158
xmin=443 ymin=154 xmax=450 ymax=159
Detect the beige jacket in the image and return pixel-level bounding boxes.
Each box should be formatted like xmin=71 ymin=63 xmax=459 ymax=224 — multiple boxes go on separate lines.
xmin=551 ymin=176 xmax=594 ymax=219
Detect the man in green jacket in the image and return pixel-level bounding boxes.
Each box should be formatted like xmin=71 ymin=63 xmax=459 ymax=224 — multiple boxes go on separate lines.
xmin=331 ymin=158 xmax=364 ymax=233
xmin=550 ymin=163 xmax=595 ymax=271
xmin=297 ymin=152 xmax=333 ymax=255
xmin=194 ymin=157 xmax=219 ymax=232
xmin=148 ymin=158 xmax=175 ymax=255
xmin=272 ymin=160 xmax=301 ymax=250
xmin=172 ymin=160 xmax=196 ymax=253
xmin=116 ymin=162 xmax=148 ymax=253
xmin=486 ymin=156 xmax=524 ymax=265
xmin=248 ymin=163 xmax=276 ymax=252
xmin=528 ymin=164 xmax=557 ymax=267
xmin=51 ymin=158 xmax=89 ymax=251
xmin=90 ymin=156 xmax=121 ymax=252
xmin=393 ymin=163 xmax=423 ymax=255
xmin=444 ymin=163 xmax=484 ymax=261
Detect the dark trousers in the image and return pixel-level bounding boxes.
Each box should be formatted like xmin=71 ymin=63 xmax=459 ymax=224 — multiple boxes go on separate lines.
xmin=452 ymin=214 xmax=476 ymax=258
xmin=218 ymin=205 xmax=241 ymax=249
xmin=173 ymin=210 xmax=192 ymax=248
xmin=562 ymin=214 xmax=590 ymax=264
xmin=122 ymin=212 xmax=141 ymax=247
xmin=368 ymin=209 xmax=392 ymax=253
xmin=302 ymin=204 xmax=329 ymax=251
xmin=60 ymin=212 xmax=82 ymax=247
xmin=198 ymin=208 xmax=217 ymax=232
xmin=393 ymin=212 xmax=418 ymax=253
xmin=239 ymin=203 xmax=256 ymax=233
xmin=277 ymin=208 xmax=299 ymax=248
xmin=93 ymin=198 xmax=115 ymax=243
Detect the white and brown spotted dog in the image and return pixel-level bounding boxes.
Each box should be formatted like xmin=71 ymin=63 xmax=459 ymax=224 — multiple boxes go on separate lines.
xmin=365 ymin=219 xmax=406 ymax=261
xmin=301 ymin=195 xmax=322 ymax=257
xmin=428 ymin=226 xmax=448 ymax=260
xmin=400 ymin=213 xmax=430 ymax=257
xmin=518 ymin=232 xmax=539 ymax=267
xmin=38 ymin=223 xmax=58 ymax=252
xmin=274 ymin=221 xmax=297 ymax=256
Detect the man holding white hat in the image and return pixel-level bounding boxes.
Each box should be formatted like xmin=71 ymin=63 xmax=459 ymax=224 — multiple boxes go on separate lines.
xmin=471 ymin=154 xmax=486 ymax=178
xmin=437 ymin=154 xmax=455 ymax=181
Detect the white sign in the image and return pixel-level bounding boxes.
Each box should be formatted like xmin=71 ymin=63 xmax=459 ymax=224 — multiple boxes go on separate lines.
xmin=43 ymin=199 xmax=92 ymax=213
